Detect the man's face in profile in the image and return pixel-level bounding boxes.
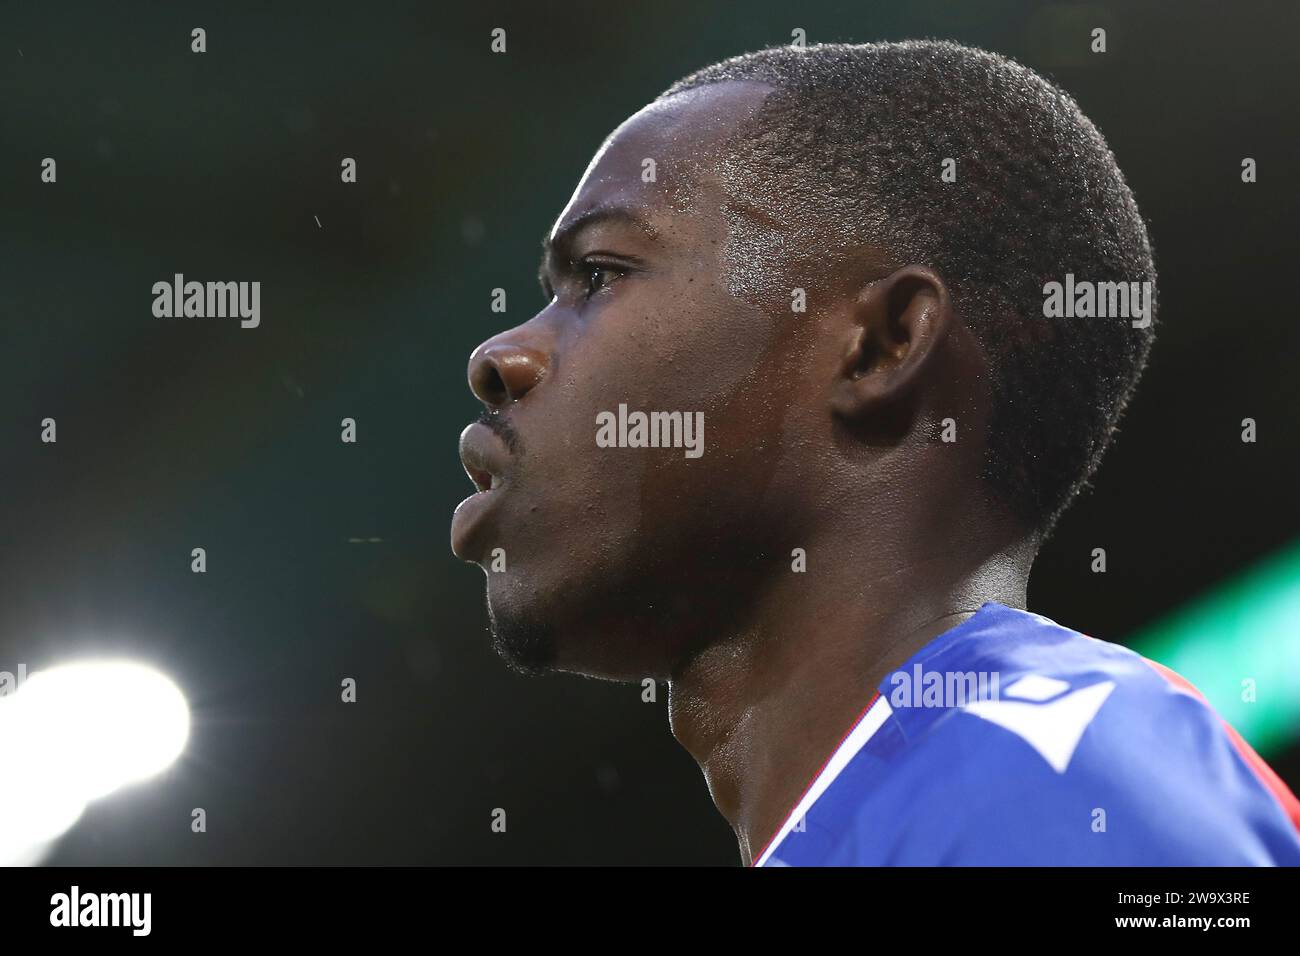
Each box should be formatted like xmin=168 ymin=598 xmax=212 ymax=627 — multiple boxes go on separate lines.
xmin=452 ymin=81 xmax=842 ymax=679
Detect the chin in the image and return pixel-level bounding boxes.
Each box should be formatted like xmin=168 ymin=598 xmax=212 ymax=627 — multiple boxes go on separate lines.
xmin=482 ymin=556 xmax=683 ymax=681
xmin=486 ymin=596 xmax=559 ymax=675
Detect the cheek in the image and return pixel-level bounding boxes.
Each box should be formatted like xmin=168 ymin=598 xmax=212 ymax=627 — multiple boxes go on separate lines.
xmin=507 ymin=281 xmax=785 ymax=565
xmin=566 ymin=270 xmax=781 ymax=435
xmin=616 ymin=290 xmax=790 ymax=542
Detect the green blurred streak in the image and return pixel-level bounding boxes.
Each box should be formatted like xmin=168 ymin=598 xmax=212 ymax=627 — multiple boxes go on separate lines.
xmin=1132 ymin=540 xmax=1300 ymax=755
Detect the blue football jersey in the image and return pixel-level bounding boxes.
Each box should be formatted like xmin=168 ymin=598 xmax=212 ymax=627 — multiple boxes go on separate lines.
xmin=755 ymin=602 xmax=1300 ymax=866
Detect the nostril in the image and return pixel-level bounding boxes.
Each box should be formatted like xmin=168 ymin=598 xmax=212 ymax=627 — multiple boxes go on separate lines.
xmin=469 ymin=353 xmax=510 ymax=406
xmin=469 ymin=343 xmax=546 ymax=406
xmin=480 ymin=364 xmax=508 ymax=405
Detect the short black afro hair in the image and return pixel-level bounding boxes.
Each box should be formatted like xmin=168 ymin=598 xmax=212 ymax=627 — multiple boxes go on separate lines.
xmin=661 ymin=41 xmax=1157 ymax=537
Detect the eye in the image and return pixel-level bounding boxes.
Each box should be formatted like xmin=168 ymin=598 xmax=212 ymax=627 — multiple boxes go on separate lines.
xmin=581 ymin=261 xmax=626 ymax=299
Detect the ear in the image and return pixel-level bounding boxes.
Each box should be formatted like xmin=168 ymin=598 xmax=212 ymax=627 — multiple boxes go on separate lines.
xmin=829 ymin=265 xmax=954 ymax=421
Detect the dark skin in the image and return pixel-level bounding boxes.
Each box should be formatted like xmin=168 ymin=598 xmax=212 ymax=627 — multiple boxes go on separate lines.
xmin=452 ymin=81 xmax=1036 ymax=865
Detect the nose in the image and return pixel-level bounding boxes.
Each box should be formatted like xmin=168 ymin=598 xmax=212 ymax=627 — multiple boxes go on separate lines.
xmin=467 ymin=337 xmax=549 ymax=407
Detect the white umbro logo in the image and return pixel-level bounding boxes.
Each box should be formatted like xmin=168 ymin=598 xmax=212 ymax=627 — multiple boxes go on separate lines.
xmin=962 ymin=675 xmax=1116 ymax=773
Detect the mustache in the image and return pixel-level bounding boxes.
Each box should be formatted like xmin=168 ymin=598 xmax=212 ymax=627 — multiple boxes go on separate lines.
xmin=476 ymin=410 xmax=522 ymax=456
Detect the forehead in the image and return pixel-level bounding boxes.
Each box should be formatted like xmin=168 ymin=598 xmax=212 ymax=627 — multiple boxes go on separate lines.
xmin=549 ymin=81 xmax=773 ymax=242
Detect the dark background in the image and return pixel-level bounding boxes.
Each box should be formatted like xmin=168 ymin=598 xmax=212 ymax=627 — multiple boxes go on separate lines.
xmin=1 ymin=0 xmax=1296 ymax=864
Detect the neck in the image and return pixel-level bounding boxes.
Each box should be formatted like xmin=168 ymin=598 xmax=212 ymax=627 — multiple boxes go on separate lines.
xmin=667 ymin=522 xmax=1033 ymax=866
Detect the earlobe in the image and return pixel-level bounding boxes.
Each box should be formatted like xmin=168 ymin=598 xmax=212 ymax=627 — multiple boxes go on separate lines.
xmin=829 ymin=265 xmax=954 ymax=421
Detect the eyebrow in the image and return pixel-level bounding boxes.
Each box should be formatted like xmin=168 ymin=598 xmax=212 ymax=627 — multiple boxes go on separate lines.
xmin=538 ymin=206 xmax=659 ymax=289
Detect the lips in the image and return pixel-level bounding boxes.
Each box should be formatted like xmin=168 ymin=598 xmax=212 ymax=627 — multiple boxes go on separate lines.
xmin=451 ymin=421 xmax=514 ymax=560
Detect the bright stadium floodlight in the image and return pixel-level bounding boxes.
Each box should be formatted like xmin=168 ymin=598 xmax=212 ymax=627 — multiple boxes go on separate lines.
xmin=0 ymin=659 xmax=191 ymax=866
xmin=1131 ymin=538 xmax=1300 ymax=756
